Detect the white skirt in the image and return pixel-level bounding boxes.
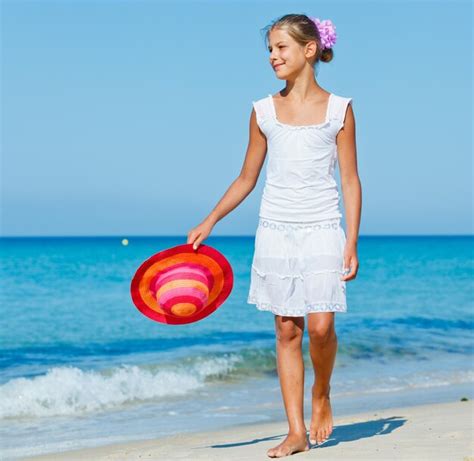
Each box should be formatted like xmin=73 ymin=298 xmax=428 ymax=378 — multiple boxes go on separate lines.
xmin=247 ymin=217 xmax=348 ymax=316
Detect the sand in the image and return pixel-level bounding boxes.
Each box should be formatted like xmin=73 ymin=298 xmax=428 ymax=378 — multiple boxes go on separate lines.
xmin=20 ymin=399 xmax=473 ymax=461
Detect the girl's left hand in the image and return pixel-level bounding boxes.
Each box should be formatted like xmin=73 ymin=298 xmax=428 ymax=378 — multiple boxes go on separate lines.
xmin=341 ymin=244 xmax=359 ymax=281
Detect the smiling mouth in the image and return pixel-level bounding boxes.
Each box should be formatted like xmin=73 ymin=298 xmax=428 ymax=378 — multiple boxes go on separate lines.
xmin=273 ymin=63 xmax=284 ymax=70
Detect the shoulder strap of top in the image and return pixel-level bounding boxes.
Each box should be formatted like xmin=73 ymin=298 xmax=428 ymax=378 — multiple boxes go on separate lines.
xmin=252 ymin=96 xmax=273 ymax=125
xmin=329 ymin=95 xmax=353 ymax=126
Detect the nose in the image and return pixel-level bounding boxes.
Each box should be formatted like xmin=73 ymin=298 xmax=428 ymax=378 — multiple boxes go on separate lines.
xmin=269 ymin=49 xmax=278 ymax=62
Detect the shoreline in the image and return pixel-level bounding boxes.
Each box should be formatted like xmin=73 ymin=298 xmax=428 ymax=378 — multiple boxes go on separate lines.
xmin=19 ymin=399 xmax=473 ymax=461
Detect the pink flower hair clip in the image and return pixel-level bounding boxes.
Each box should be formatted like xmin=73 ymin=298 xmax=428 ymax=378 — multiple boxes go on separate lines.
xmin=309 ymin=17 xmax=337 ymax=49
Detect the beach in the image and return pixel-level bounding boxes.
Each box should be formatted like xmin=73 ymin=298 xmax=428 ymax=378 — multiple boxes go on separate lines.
xmin=1 ymin=236 xmax=473 ymax=459
xmin=20 ymin=399 xmax=473 ymax=460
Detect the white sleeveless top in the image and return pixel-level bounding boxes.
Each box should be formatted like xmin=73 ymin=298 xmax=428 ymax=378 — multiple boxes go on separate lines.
xmin=253 ymin=93 xmax=353 ymax=222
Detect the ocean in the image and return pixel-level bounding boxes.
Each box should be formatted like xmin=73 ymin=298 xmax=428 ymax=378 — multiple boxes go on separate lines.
xmin=1 ymin=234 xmax=473 ymax=459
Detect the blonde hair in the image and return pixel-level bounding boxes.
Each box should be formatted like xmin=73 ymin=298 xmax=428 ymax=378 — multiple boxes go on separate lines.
xmin=262 ymin=13 xmax=334 ymax=66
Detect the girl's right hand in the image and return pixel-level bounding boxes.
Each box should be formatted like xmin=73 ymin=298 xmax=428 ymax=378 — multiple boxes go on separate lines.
xmin=187 ymin=220 xmax=214 ymax=250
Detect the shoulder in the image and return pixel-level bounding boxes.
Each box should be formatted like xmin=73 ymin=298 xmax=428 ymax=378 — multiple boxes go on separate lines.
xmin=252 ymin=94 xmax=271 ymax=108
xmin=330 ymin=93 xmax=353 ymax=119
xmin=250 ymin=95 xmax=274 ymax=135
xmin=328 ymin=93 xmax=354 ymax=135
xmin=331 ymin=93 xmax=353 ymax=105
xmin=251 ymin=94 xmax=272 ymax=119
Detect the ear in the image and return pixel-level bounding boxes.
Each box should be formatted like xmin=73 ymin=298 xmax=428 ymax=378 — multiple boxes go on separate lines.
xmin=305 ymin=40 xmax=318 ymax=60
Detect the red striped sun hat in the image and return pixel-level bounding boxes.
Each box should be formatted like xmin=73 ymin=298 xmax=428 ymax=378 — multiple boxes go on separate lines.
xmin=130 ymin=243 xmax=233 ymax=325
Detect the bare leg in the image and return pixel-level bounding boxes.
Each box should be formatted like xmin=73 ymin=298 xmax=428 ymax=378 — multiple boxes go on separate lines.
xmin=307 ymin=312 xmax=337 ymax=445
xmin=267 ymin=315 xmax=310 ymax=458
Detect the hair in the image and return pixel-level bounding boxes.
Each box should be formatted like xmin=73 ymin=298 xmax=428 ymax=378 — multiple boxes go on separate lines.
xmin=262 ymin=13 xmax=334 ymax=66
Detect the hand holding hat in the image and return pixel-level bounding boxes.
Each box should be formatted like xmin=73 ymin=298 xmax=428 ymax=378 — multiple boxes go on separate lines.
xmin=187 ymin=219 xmax=214 ymax=251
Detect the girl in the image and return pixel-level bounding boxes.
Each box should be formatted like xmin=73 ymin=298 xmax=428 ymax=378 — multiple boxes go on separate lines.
xmin=188 ymin=13 xmax=361 ymax=459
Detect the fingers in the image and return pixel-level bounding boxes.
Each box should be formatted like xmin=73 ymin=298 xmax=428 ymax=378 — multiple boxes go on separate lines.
xmin=344 ymin=266 xmax=357 ymax=280
xmin=341 ymin=257 xmax=358 ymax=281
xmin=187 ymin=231 xmax=201 ymax=250
xmin=341 ymin=255 xmax=351 ymax=280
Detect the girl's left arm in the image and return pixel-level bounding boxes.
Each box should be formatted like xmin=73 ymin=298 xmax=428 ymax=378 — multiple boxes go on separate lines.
xmin=336 ymin=103 xmax=362 ymax=281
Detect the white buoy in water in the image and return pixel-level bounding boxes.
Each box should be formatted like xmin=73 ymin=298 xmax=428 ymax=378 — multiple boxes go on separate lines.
xmin=121 ymin=238 xmax=129 ymax=246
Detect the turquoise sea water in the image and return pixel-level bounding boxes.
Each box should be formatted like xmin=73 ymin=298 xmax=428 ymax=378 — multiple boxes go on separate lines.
xmin=1 ymin=234 xmax=473 ymax=459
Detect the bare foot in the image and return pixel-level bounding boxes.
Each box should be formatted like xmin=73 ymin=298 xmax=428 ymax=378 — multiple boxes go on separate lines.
xmin=267 ymin=432 xmax=309 ymax=458
xmin=309 ymin=384 xmax=333 ymax=445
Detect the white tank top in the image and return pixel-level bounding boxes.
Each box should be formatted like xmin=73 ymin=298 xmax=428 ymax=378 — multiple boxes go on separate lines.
xmin=253 ymin=92 xmax=353 ymax=222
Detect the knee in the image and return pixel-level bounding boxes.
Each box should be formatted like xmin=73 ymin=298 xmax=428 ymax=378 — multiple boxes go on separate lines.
xmin=275 ymin=322 xmax=303 ymax=344
xmin=308 ymin=323 xmax=336 ymax=344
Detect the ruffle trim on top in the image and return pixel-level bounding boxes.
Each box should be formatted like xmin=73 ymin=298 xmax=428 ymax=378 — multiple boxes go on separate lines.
xmin=267 ymin=93 xmax=335 ymax=131
xmin=272 ymin=119 xmax=332 ymax=131
xmin=252 ymin=93 xmax=353 ymax=136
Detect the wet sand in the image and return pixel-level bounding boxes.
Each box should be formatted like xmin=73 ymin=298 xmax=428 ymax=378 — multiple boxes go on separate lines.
xmin=21 ymin=399 xmax=473 ymax=461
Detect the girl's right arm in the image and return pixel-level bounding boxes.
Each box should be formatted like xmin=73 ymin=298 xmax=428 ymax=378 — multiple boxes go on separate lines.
xmin=187 ymin=108 xmax=267 ymax=249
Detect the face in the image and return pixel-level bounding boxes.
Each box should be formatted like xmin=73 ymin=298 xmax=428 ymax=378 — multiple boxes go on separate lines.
xmin=267 ymin=28 xmax=317 ymax=79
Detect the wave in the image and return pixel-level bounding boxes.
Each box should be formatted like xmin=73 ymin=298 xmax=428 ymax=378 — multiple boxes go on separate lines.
xmin=0 ymin=357 xmax=235 ymax=419
xmin=0 ymin=348 xmax=278 ymax=420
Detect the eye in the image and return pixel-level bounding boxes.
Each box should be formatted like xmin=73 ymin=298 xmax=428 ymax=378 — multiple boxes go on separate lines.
xmin=268 ymin=45 xmax=286 ymax=52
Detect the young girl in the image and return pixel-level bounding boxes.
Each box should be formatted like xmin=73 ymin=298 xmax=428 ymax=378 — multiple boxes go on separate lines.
xmin=188 ymin=13 xmax=361 ymax=459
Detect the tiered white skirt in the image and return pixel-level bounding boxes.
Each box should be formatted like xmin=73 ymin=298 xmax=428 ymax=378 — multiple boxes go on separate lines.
xmin=247 ymin=217 xmax=348 ymax=316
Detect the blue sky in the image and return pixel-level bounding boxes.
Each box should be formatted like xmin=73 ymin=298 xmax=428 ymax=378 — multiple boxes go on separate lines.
xmin=1 ymin=0 xmax=472 ymax=237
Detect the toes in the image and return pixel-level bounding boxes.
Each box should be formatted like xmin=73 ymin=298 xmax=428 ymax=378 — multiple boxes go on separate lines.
xmin=267 ymin=447 xmax=277 ymax=457
xmin=270 ymin=447 xmax=282 ymax=457
xmin=322 ymin=428 xmax=328 ymax=442
xmin=327 ymin=425 xmax=333 ymax=438
xmin=315 ymin=430 xmax=321 ymax=444
xmin=325 ymin=424 xmax=333 ymax=441
xmin=320 ymin=429 xmax=327 ymax=444
xmin=267 ymin=443 xmax=292 ymax=458
xmin=318 ymin=426 xmax=332 ymax=444
xmin=310 ymin=424 xmax=333 ymax=445
xmin=318 ymin=431 xmax=324 ymax=444
xmin=310 ymin=425 xmax=331 ymax=445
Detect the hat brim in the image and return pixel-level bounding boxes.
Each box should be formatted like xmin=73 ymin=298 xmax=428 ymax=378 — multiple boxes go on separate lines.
xmin=130 ymin=243 xmax=233 ymax=325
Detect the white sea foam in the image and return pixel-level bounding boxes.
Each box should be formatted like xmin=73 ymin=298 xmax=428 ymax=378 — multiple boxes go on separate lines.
xmin=336 ymin=369 xmax=474 ymax=396
xmin=0 ymin=355 xmax=240 ymax=419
